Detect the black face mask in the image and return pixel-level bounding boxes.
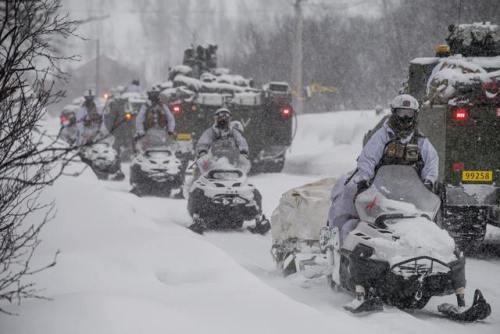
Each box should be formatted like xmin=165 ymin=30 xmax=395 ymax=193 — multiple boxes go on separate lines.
xmin=389 ymin=114 xmax=415 ymax=137
xmin=217 ymin=118 xmax=228 ymax=129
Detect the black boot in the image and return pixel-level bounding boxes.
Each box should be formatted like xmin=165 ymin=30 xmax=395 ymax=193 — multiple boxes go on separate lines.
xmin=189 ymin=216 xmax=207 ymax=235
xmin=344 ymin=288 xmax=383 ymax=313
xmin=248 ymin=215 xmax=271 ymax=235
xmin=110 ymin=170 xmax=125 ymax=181
xmin=438 ymin=289 xmax=491 ymax=322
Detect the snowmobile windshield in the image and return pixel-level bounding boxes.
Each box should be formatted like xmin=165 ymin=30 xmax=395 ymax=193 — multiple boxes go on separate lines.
xmin=139 ymin=129 xmax=178 ymax=151
xmin=145 ymin=149 xmax=173 ymax=158
xmin=208 ymin=170 xmax=243 ymax=180
xmin=199 ymin=137 xmax=251 ymax=174
xmin=355 ymin=165 xmax=441 ymax=223
xmin=198 ymin=154 xmax=250 ymax=175
xmin=211 ymin=138 xmax=240 ymax=164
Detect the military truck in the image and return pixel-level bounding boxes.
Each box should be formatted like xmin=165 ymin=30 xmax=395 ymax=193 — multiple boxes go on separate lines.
xmin=406 ymin=22 xmax=500 ymax=252
xmin=157 ymin=45 xmax=294 ymax=173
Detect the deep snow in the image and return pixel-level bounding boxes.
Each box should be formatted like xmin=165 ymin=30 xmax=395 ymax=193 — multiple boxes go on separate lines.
xmin=1 ymin=111 xmax=500 ymax=334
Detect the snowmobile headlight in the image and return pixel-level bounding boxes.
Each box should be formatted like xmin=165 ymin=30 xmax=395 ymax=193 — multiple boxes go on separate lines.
xmin=232 ymin=197 xmax=247 ymax=204
xmin=352 ymin=244 xmax=374 ymax=258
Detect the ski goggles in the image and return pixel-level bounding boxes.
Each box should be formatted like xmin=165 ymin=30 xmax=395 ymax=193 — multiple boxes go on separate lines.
xmin=393 ymin=108 xmax=416 ymax=118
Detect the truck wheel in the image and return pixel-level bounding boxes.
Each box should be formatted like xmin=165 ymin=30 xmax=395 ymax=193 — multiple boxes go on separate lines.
xmin=456 ymin=236 xmax=484 ymax=255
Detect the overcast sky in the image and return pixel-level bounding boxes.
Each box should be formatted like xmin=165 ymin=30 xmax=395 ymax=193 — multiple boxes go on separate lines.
xmin=61 ymin=0 xmax=384 ymax=84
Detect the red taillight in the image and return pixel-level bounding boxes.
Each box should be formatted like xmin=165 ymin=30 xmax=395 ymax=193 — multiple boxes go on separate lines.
xmin=171 ymin=104 xmax=182 ymax=116
xmin=482 ymin=79 xmax=498 ymax=95
xmin=452 ymin=107 xmax=469 ymax=121
xmin=280 ymin=106 xmax=293 ymax=119
xmin=452 ymin=162 xmax=464 ymax=172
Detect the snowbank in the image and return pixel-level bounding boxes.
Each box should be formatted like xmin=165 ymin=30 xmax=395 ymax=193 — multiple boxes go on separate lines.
xmin=0 ymin=164 xmax=362 ymax=334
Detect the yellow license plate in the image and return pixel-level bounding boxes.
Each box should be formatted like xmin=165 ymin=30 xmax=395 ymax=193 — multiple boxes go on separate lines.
xmin=462 ymin=170 xmax=493 ymax=182
xmin=176 ymin=133 xmax=192 ymax=141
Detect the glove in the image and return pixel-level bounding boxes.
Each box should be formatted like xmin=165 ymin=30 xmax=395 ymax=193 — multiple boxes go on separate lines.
xmin=198 ymin=150 xmax=207 ymax=158
xmin=134 ymin=132 xmax=145 ymax=140
xmin=423 ymin=179 xmax=434 ymax=192
xmin=168 ymin=130 xmax=176 ymax=137
xmin=240 ymin=150 xmax=249 ymax=159
xmin=356 ymin=180 xmax=370 ymax=195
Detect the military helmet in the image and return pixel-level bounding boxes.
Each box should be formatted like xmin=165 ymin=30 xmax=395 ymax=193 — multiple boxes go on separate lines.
xmin=389 ymin=94 xmax=419 ymax=135
xmin=214 ymin=107 xmax=231 ymax=129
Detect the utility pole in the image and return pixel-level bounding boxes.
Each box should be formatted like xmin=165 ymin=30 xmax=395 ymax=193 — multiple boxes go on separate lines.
xmin=96 ymin=39 xmax=100 ymax=97
xmin=292 ymin=0 xmax=305 ymax=114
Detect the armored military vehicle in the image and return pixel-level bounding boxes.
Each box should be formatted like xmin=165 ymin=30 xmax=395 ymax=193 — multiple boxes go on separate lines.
xmin=157 ymin=45 xmax=295 ymax=173
xmin=406 ymin=22 xmax=500 ymax=252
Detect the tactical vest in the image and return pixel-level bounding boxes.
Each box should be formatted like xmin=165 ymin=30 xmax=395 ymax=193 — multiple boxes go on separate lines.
xmin=211 ymin=129 xmax=239 ymax=163
xmin=144 ymin=104 xmax=167 ymax=130
xmin=378 ymin=131 xmax=425 ymax=175
xmin=213 ymin=127 xmax=234 ymax=140
xmin=83 ymin=104 xmax=102 ymax=128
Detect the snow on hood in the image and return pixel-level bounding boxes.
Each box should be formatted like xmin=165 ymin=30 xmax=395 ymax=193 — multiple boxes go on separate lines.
xmin=369 ymin=217 xmax=456 ymax=265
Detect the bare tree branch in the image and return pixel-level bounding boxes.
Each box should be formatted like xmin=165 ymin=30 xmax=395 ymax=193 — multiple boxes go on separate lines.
xmin=0 ymin=0 xmax=79 ymax=314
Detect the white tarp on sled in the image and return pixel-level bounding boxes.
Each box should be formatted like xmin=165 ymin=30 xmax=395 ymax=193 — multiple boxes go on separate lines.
xmin=271 ymin=177 xmax=336 ymax=242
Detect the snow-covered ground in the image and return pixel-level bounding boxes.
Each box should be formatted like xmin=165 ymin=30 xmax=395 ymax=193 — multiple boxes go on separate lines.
xmin=1 ymin=111 xmax=500 ymax=333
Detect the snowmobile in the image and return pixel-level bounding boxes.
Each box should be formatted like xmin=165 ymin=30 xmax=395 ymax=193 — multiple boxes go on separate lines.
xmin=186 ymin=139 xmax=270 ymax=235
xmin=79 ymin=140 xmax=124 ymax=181
xmin=130 ymin=129 xmax=184 ymax=197
xmin=321 ymin=165 xmax=491 ymax=320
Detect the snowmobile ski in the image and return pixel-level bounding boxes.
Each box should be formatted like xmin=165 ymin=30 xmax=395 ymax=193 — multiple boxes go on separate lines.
xmin=438 ymin=289 xmax=491 ymax=322
xmin=247 ymin=215 xmax=271 ymax=235
xmin=343 ymin=295 xmax=384 ymax=314
xmin=188 ymin=216 xmax=207 ymax=235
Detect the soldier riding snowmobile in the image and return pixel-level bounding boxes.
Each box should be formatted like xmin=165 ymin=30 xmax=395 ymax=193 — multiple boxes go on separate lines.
xmin=130 ymin=129 xmax=184 ymax=197
xmin=76 ymin=89 xmax=125 ymax=181
xmin=187 ymin=108 xmax=270 ymax=235
xmin=322 ymin=164 xmax=491 ymax=321
xmin=322 ymin=94 xmax=490 ymax=320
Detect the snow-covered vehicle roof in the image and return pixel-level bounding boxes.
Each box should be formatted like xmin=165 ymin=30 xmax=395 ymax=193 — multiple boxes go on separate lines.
xmin=263 ymin=82 xmax=290 ymax=93
xmin=411 ymin=56 xmax=500 ymax=69
xmin=231 ymin=92 xmax=262 ymax=106
xmin=425 ymin=56 xmax=500 ymax=104
xmin=157 ymin=47 xmax=290 ymax=108
xmin=194 ymin=93 xmax=230 ymax=106
xmin=446 ymin=22 xmax=500 ymax=57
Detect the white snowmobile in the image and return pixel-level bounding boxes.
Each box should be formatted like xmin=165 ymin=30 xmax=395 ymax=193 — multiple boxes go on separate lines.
xmin=271 ymin=165 xmax=491 ymax=321
xmin=79 ymin=140 xmax=124 ymax=181
xmin=323 ymin=165 xmax=491 ymax=320
xmin=186 ymin=139 xmax=270 ymax=235
xmin=130 ymin=129 xmax=184 ymax=197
